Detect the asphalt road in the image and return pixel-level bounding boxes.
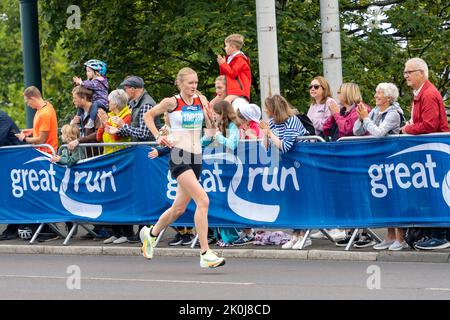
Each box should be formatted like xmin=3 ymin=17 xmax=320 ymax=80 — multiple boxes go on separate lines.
xmin=1 ymin=254 xmax=450 ymax=300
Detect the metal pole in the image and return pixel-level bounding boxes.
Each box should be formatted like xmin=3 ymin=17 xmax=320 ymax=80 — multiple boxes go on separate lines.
xmin=320 ymin=0 xmax=343 ymax=100
xmin=19 ymin=0 xmax=42 ymax=128
xmin=256 ymin=0 xmax=280 ymax=120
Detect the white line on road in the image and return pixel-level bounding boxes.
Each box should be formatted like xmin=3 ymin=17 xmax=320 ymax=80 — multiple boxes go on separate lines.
xmin=425 ymin=288 xmax=450 ymax=291
xmin=0 ymin=274 xmax=254 ymax=286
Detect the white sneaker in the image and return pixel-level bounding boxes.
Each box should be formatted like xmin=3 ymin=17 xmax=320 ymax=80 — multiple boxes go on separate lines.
xmin=310 ymin=231 xmax=326 ymax=239
xmin=292 ymin=236 xmax=312 ymax=249
xmin=373 ymin=239 xmax=395 ymax=250
xmin=329 ymin=229 xmax=347 ymax=241
xmin=388 ymin=240 xmax=409 ymax=251
xmin=113 ymin=236 xmax=128 ymax=244
xmin=200 ymin=250 xmax=226 ymax=268
xmin=103 ymin=236 xmax=117 ymax=244
xmin=282 ymin=236 xmax=298 ymax=249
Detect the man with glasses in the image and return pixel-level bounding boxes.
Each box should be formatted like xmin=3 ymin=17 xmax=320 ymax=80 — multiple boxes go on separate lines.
xmin=401 ymin=57 xmax=449 ymax=250
xmin=401 ymin=58 xmax=448 ymax=135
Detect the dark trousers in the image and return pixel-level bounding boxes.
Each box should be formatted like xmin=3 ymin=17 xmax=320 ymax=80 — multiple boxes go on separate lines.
xmin=112 ymin=225 xmax=134 ymax=238
xmin=430 ymin=228 xmax=450 ymax=240
xmin=2 ymin=224 xmax=20 ymax=235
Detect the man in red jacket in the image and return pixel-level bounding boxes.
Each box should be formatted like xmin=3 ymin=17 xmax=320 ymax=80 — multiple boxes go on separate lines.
xmin=401 ymin=57 xmax=450 ymax=250
xmin=217 ymin=34 xmax=252 ymax=106
xmin=401 ymin=58 xmax=448 ymax=135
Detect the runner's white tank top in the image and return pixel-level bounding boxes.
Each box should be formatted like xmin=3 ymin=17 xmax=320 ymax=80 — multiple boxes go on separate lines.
xmin=168 ymin=94 xmax=204 ymax=131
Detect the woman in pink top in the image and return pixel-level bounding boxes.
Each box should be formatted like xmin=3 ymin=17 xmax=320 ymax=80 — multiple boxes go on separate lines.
xmin=323 ymin=82 xmax=371 ymax=141
xmin=306 ymin=76 xmax=335 ymax=136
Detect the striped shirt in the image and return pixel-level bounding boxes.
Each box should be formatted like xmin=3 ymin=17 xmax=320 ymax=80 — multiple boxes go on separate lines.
xmin=269 ymin=115 xmax=307 ymax=153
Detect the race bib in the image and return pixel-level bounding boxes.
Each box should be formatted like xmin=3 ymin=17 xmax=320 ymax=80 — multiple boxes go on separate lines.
xmin=181 ymin=105 xmax=203 ymax=129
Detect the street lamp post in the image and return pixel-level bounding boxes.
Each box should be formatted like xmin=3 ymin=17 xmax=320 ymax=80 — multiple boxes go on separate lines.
xmin=19 ymin=0 xmax=42 ymax=128
xmin=256 ymin=0 xmax=280 ymax=120
xmin=320 ymin=0 xmax=343 ymax=99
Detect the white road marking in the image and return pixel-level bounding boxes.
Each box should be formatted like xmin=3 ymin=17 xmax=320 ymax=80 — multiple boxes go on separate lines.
xmin=425 ymin=288 xmax=450 ymax=291
xmin=0 ymin=274 xmax=254 ymax=286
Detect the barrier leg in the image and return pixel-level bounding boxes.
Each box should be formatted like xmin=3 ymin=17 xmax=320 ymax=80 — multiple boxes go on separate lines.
xmin=366 ymin=228 xmax=382 ymax=243
xmin=155 ymin=227 xmax=165 ymax=247
xmin=319 ymin=229 xmax=336 ymax=243
xmin=63 ymin=223 xmax=79 ymax=246
xmin=29 ymin=223 xmax=45 ymax=244
xmin=297 ymin=229 xmax=312 ymax=250
xmin=345 ymin=229 xmax=360 ymax=251
xmin=190 ymin=233 xmax=199 ymax=249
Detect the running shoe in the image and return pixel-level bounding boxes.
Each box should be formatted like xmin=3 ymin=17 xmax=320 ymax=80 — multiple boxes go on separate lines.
xmin=140 ymin=226 xmax=156 ymax=259
xmin=200 ymin=250 xmax=226 ymax=268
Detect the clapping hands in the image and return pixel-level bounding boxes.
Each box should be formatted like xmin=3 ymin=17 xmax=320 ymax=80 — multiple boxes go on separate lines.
xmin=356 ymin=102 xmax=368 ymax=120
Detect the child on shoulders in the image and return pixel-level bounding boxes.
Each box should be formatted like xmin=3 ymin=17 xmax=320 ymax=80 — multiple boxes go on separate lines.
xmin=217 ymin=34 xmax=252 ymax=110
xmin=72 ymin=59 xmax=109 ymax=129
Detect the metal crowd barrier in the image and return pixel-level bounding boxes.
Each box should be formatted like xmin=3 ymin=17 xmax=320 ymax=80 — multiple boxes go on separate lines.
xmin=58 ymin=141 xmax=158 ymax=245
xmin=189 ymin=136 xmax=328 ymax=249
xmin=333 ymin=132 xmax=450 ymax=251
xmin=0 ymin=143 xmax=69 ymax=244
xmin=289 ymin=135 xmax=340 ymax=250
xmin=0 ymin=143 xmax=56 ymax=156
xmin=3 ymin=133 xmax=449 ymax=250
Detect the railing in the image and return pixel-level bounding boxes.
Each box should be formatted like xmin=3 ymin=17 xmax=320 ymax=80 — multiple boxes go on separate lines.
xmin=0 ymin=143 xmax=56 ymax=156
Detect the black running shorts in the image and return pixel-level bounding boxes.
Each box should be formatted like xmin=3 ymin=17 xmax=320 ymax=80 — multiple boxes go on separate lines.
xmin=169 ymin=147 xmax=202 ymax=180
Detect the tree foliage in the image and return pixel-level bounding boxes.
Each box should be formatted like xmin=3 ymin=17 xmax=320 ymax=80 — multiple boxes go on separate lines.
xmin=0 ymin=0 xmax=448 ymax=127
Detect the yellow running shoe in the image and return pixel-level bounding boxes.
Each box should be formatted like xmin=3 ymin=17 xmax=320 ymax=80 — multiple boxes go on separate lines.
xmin=140 ymin=226 xmax=156 ymax=260
xmin=200 ymin=250 xmax=226 ymax=268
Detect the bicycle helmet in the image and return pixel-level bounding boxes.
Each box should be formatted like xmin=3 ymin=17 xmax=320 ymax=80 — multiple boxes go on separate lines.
xmin=84 ymin=59 xmax=107 ymax=76
xmin=18 ymin=227 xmax=33 ymax=240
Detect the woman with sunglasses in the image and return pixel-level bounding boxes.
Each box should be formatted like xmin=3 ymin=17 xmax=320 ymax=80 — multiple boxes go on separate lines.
xmin=306 ymin=77 xmax=346 ymax=242
xmin=306 ymin=76 xmax=336 ymax=136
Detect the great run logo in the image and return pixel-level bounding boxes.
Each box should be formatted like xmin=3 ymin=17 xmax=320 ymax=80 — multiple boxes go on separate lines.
xmin=368 ymin=143 xmax=450 ymax=206
xmin=10 ymin=156 xmax=117 ymax=218
xmin=166 ymin=152 xmax=300 ymax=222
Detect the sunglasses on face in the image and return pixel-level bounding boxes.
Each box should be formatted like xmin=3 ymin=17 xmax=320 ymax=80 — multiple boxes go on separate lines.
xmin=309 ymin=84 xmax=321 ymax=90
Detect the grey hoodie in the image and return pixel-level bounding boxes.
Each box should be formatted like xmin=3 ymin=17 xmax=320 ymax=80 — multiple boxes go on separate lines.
xmin=353 ymin=102 xmax=404 ymax=137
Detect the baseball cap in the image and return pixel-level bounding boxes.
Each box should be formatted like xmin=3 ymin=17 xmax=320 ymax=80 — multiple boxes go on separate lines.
xmin=119 ymin=76 xmax=144 ymax=89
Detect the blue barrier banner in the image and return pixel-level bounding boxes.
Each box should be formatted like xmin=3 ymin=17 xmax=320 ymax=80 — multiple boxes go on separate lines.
xmin=0 ymin=135 xmax=449 ymax=228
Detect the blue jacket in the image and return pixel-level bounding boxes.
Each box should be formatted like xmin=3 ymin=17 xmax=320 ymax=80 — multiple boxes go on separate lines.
xmin=0 ymin=111 xmax=23 ymax=146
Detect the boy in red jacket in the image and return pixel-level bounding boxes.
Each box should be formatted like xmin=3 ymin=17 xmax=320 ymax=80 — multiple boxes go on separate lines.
xmin=217 ymin=34 xmax=252 ymax=108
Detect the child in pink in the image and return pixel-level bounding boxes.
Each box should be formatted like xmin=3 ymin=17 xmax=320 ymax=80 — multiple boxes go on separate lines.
xmin=237 ymin=102 xmax=263 ymax=139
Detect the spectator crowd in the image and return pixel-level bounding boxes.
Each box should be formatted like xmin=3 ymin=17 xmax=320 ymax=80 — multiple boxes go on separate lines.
xmin=0 ymin=36 xmax=449 ymax=253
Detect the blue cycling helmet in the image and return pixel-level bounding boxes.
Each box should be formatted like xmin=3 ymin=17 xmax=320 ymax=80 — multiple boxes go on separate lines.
xmin=84 ymin=59 xmax=107 ymax=76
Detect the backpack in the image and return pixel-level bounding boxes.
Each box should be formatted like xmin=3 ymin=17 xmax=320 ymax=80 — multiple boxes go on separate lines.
xmin=378 ymin=110 xmax=405 ymax=135
xmin=296 ymin=113 xmax=315 ymax=136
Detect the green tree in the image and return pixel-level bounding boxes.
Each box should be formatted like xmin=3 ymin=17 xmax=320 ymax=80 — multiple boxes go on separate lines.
xmin=1 ymin=0 xmax=448 ymax=127
xmin=0 ymin=0 xmax=71 ymax=129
